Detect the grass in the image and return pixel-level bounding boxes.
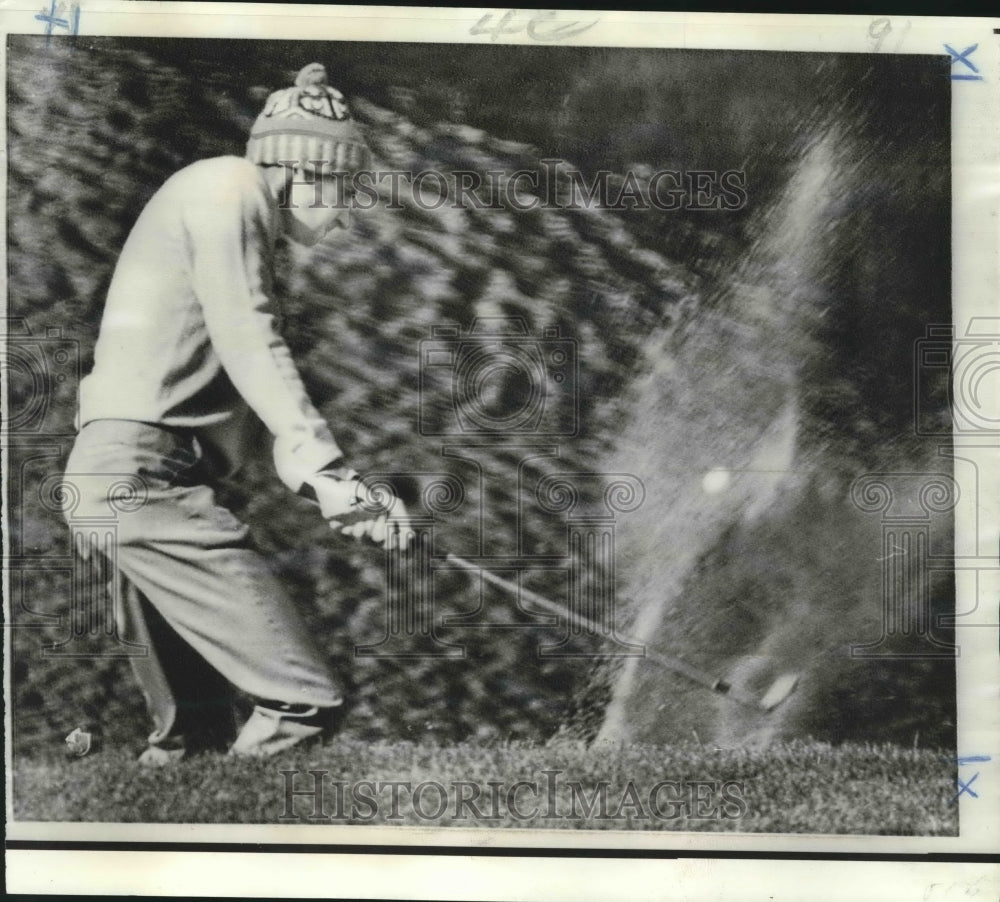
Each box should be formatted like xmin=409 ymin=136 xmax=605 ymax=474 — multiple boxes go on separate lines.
xmin=12 ymin=738 xmax=957 ymax=834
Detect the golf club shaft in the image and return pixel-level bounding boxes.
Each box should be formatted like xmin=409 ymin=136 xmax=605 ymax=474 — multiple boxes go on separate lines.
xmin=444 ymin=552 xmax=761 ymax=709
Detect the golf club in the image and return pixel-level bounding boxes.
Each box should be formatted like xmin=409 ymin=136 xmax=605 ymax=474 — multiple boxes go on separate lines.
xmin=445 ymin=552 xmax=799 ymax=713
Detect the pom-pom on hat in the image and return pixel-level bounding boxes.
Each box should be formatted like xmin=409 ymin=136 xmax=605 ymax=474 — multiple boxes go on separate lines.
xmin=246 ymin=63 xmax=372 ymax=172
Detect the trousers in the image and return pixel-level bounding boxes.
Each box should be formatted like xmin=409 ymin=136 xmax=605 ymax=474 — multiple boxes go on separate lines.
xmin=63 ymin=419 xmax=342 ymax=747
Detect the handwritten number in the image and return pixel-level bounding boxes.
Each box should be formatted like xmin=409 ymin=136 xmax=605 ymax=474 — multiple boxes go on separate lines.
xmin=527 ymin=10 xmax=599 ymax=42
xmin=869 ymin=17 xmax=911 ymax=53
xmin=36 ymin=0 xmax=81 ymax=47
xmin=470 ymin=10 xmax=521 ymax=42
xmin=472 ymin=9 xmax=599 ymax=43
xmin=869 ymin=17 xmax=892 ymax=52
xmin=892 ymin=19 xmax=912 ymax=53
xmin=897 ymin=20 xmax=912 ymax=51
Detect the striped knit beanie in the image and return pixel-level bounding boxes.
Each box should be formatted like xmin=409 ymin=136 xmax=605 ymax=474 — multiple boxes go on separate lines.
xmin=246 ymin=63 xmax=372 ymax=171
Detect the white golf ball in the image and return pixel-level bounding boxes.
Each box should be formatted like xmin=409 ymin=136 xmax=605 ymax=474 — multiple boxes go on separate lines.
xmin=702 ymin=468 xmax=731 ymax=494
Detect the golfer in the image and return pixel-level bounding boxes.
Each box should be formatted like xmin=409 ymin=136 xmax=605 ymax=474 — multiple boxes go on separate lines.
xmin=63 ymin=63 xmax=407 ymax=765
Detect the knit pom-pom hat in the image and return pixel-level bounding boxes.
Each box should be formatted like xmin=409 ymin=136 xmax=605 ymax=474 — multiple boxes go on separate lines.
xmin=246 ymin=63 xmax=372 ymax=172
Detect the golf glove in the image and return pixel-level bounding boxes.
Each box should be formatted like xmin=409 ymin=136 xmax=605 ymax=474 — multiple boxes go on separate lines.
xmin=306 ymin=469 xmax=416 ymax=550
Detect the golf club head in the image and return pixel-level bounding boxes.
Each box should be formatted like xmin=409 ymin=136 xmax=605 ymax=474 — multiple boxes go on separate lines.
xmin=759 ymin=672 xmax=799 ymax=712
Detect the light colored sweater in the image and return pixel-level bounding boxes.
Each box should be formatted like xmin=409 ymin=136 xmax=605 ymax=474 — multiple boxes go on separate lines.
xmin=78 ymin=156 xmax=342 ymax=489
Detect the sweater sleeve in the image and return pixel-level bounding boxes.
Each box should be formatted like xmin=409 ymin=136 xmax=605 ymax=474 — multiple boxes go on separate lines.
xmin=184 ymin=165 xmax=343 ymax=491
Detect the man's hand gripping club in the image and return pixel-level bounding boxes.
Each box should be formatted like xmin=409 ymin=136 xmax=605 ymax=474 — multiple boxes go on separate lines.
xmin=304 ymin=467 xmax=416 ymax=549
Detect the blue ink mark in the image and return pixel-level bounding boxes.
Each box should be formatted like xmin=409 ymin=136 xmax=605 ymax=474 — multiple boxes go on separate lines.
xmin=945 ymin=43 xmax=983 ymax=81
xmin=942 ymin=754 xmax=990 ymax=804
xmin=952 ymin=772 xmax=979 ymax=804
xmin=35 ymin=0 xmax=80 ymax=48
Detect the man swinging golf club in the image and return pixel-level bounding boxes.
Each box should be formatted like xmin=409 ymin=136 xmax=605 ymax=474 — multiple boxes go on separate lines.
xmin=63 ymin=63 xmax=410 ymax=765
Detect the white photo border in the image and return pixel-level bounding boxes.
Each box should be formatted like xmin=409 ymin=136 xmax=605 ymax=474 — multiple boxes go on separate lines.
xmin=3 ymin=3 xmax=998 ymax=897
